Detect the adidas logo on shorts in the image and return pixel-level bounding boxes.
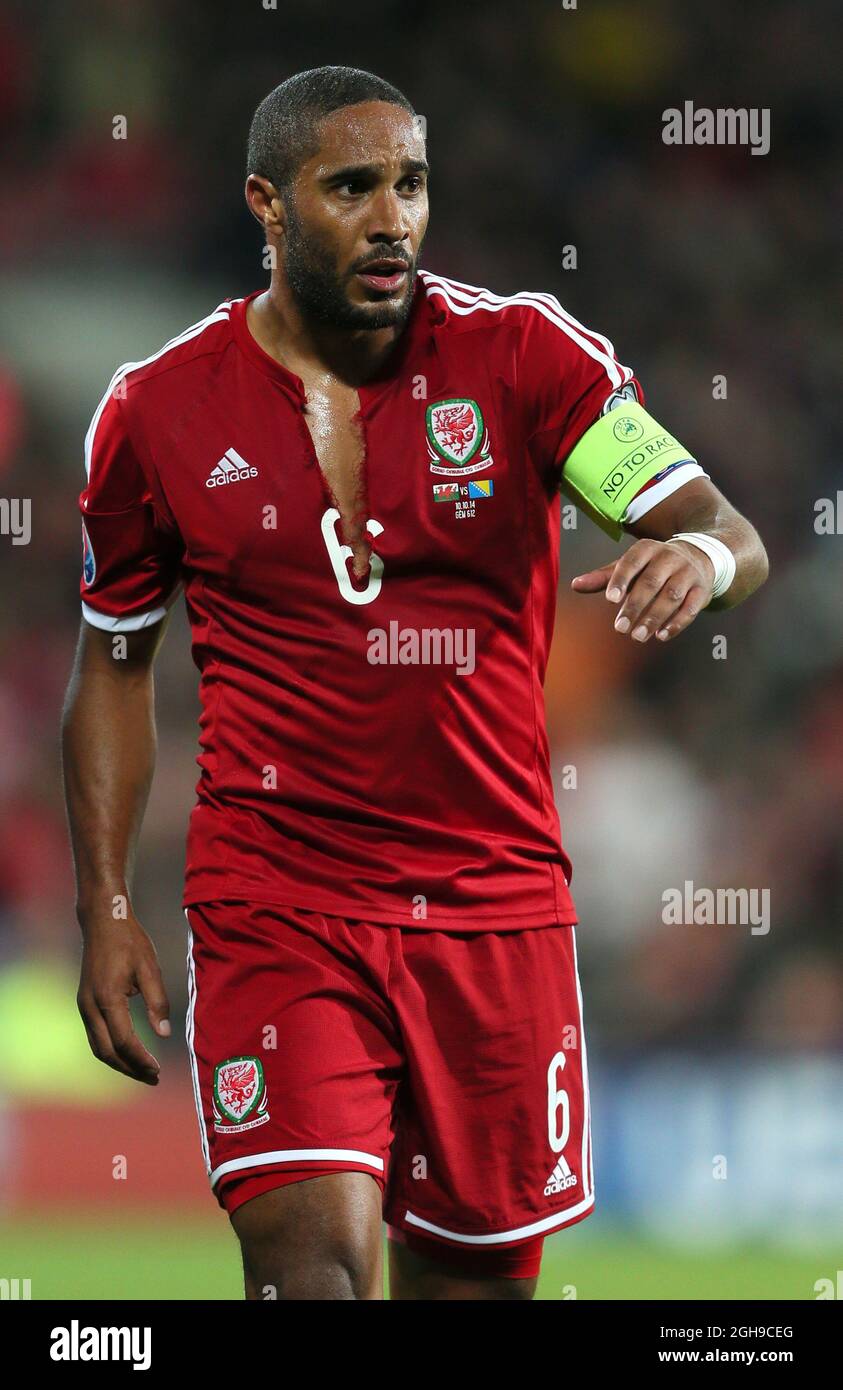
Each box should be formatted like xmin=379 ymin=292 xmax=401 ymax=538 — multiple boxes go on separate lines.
xmin=544 ymin=1158 xmax=578 ymax=1197
xmin=206 ymin=447 xmax=259 ymax=488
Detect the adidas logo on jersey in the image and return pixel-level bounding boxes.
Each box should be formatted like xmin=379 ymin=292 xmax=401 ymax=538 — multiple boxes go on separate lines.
xmin=544 ymin=1158 xmax=578 ymax=1198
xmin=206 ymin=447 xmax=258 ymax=488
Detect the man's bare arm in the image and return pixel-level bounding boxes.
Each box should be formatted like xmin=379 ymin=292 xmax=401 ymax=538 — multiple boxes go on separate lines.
xmin=571 ymin=477 xmax=769 ymax=641
xmin=61 ymin=617 xmax=172 ymax=1084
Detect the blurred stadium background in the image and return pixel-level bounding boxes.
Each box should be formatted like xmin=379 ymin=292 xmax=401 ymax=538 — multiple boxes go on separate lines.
xmin=0 ymin=0 xmax=841 ymax=1299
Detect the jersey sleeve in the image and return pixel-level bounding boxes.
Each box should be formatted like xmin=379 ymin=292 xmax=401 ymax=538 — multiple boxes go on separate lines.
xmin=518 ymin=296 xmax=706 ymax=523
xmin=79 ymin=385 xmax=182 ymax=631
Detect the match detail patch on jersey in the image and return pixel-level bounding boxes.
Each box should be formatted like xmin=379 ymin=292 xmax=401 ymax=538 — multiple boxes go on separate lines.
xmin=427 ymin=398 xmax=494 ymax=477
xmin=212 ymin=1056 xmax=270 ymax=1134
xmin=431 ymin=477 xmax=495 ymax=519
xmin=81 ymin=520 xmax=96 ymax=587
xmin=206 ymin=447 xmax=259 ymax=489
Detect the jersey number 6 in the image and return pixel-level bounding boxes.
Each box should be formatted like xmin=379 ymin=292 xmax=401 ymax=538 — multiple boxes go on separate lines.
xmin=320 ymin=507 xmax=384 ymax=606
xmin=547 ymin=1050 xmax=571 ymax=1156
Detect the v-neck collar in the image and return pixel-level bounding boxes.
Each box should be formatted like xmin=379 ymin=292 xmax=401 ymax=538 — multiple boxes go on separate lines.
xmin=230 ymin=276 xmax=444 ymax=412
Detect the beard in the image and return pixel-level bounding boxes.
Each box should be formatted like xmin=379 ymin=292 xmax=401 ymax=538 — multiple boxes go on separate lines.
xmin=282 ymin=199 xmax=418 ymax=332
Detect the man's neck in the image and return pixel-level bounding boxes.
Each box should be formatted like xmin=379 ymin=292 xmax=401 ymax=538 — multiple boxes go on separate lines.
xmin=246 ymin=278 xmax=410 ymax=387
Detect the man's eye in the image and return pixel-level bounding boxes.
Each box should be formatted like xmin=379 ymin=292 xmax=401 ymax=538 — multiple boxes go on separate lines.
xmin=340 ymin=181 xmax=367 ymax=196
xmin=403 ymin=176 xmax=423 ymax=192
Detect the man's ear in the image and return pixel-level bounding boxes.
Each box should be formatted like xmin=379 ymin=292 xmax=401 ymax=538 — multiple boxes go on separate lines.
xmin=244 ymin=175 xmax=285 ymax=236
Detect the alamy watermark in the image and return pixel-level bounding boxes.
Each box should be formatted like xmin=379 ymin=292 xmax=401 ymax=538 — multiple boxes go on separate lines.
xmin=662 ymin=102 xmax=770 ymax=156
xmin=0 ymin=498 xmax=31 ymax=545
xmin=367 ymin=622 xmax=475 ymax=676
xmin=662 ymin=879 xmax=770 ymax=935
xmin=50 ymin=1321 xmax=151 ymax=1370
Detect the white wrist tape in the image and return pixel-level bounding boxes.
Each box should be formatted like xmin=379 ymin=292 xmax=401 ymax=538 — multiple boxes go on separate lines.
xmin=671 ymin=532 xmax=736 ymax=599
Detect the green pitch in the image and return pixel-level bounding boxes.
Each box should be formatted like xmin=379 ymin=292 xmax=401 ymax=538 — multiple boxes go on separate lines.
xmin=1 ymin=1213 xmax=832 ymax=1300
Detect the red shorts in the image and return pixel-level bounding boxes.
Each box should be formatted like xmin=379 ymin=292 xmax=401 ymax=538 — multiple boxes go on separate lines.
xmin=184 ymin=902 xmax=594 ymax=1279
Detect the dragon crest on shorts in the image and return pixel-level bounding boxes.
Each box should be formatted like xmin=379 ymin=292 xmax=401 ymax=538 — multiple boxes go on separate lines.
xmin=212 ymin=1056 xmax=270 ymax=1133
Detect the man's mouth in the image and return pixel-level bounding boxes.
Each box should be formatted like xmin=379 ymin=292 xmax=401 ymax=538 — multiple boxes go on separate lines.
xmin=355 ymin=258 xmax=410 ymax=294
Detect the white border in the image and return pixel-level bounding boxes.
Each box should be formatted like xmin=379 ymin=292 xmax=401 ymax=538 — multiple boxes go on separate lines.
xmin=623 ymin=462 xmax=708 ymax=527
xmin=81 ymin=585 xmax=181 ymax=632
xmin=403 ymin=1191 xmax=595 ymax=1245
xmin=184 ymin=914 xmax=212 ymax=1175
xmin=571 ymin=925 xmax=594 ymax=1198
xmin=210 ymin=1148 xmax=385 ymax=1189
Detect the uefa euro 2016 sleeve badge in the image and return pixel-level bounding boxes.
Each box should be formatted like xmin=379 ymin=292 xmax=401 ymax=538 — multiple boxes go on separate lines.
xmin=426 ymin=398 xmax=493 ymax=477
xmin=212 ymin=1056 xmax=270 ymax=1134
xmin=81 ymin=521 xmax=96 ymax=586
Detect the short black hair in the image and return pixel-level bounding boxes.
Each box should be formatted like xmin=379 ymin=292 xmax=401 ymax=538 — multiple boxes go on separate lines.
xmin=246 ymin=66 xmax=417 ymax=195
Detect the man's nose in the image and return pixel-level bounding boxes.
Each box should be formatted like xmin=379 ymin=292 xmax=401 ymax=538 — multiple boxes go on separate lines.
xmin=365 ymin=187 xmax=411 ymax=245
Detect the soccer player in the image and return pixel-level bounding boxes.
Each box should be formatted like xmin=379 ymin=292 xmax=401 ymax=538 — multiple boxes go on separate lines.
xmin=61 ymin=66 xmax=768 ymax=1301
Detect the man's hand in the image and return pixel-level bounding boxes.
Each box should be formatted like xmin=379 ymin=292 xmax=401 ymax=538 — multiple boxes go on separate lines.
xmin=77 ymin=906 xmax=171 ymax=1084
xmin=571 ymin=537 xmax=716 ymax=643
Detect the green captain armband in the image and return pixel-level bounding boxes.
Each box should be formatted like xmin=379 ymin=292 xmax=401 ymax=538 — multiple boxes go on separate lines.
xmin=559 ymin=401 xmax=696 ymax=540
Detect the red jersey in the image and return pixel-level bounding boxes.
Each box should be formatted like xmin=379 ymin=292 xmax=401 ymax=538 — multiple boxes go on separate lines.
xmin=79 ymin=271 xmax=649 ymax=929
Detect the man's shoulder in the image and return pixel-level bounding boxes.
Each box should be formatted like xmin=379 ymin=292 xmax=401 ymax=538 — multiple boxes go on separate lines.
xmin=418 ymin=268 xmax=574 ymax=342
xmin=97 ymin=297 xmax=240 ymax=417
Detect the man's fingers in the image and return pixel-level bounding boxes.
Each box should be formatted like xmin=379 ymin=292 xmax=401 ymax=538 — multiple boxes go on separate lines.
xmin=96 ymin=993 xmax=160 ymax=1082
xmin=570 ymin=562 xmax=616 ymax=593
xmin=653 ymin=586 xmax=709 ymax=642
xmin=137 ymin=958 xmax=172 ymax=1039
xmin=78 ymin=996 xmax=137 ymax=1079
xmin=611 ymin=561 xmax=678 ymax=633
xmin=572 ymin=543 xmax=666 ymax=601
xmin=605 ymin=541 xmax=666 ymax=607
xmin=615 ymin=572 xmax=694 ymax=642
xmin=77 ymin=921 xmax=167 ymax=1085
